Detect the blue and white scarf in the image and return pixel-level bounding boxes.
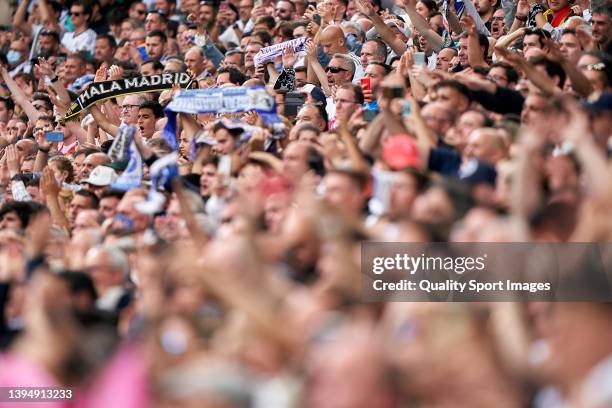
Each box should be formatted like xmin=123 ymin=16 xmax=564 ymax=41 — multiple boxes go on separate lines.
xmin=162 ymin=87 xmax=278 ymax=151
xmin=111 ymin=124 xmax=143 ymax=191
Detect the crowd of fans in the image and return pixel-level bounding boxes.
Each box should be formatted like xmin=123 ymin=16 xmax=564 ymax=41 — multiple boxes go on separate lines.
xmin=0 ymin=0 xmax=611 ymax=406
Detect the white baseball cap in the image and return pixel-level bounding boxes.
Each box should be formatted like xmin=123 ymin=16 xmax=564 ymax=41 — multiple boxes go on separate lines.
xmin=83 ymin=165 xmax=118 ymax=187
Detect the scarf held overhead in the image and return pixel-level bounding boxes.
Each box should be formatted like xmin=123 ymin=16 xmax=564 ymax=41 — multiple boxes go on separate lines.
xmin=62 ymin=72 xmax=193 ymax=121
xmin=162 ymin=86 xmax=278 ymax=150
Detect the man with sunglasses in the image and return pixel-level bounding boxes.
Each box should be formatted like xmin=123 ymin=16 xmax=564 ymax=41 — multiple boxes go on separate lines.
xmin=129 ymin=1 xmax=148 ymax=23
xmin=61 ymin=1 xmax=96 ymax=57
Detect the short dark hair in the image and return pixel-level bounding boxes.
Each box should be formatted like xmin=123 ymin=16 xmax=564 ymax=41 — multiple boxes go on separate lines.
xmin=338 ymin=83 xmax=365 ymax=105
xmin=529 ymin=56 xmax=566 ymax=88
xmin=490 ymin=61 xmax=519 ymax=84
xmin=100 ymin=188 xmax=125 ymax=201
xmin=141 ymin=59 xmax=164 ymax=72
xmin=367 ymin=61 xmax=392 ymax=75
xmin=32 ymin=92 xmax=53 ymax=111
xmin=435 ymin=80 xmax=473 ymax=103
xmin=75 ymin=189 xmax=100 ymax=209
xmin=0 ymin=96 xmax=14 ymax=112
xmin=96 ymin=33 xmax=117 ymax=48
xmin=254 ymin=15 xmax=276 ymax=30
xmin=217 ymin=65 xmax=248 ymax=85
xmin=139 ymin=100 xmax=164 ymax=118
xmin=592 ymin=3 xmax=612 ymax=18
xmin=0 ymin=201 xmax=44 ymax=229
xmin=39 ymin=29 xmax=60 ymax=42
xmin=252 ymin=30 xmax=273 ymax=46
xmin=147 ymin=9 xmax=168 ymax=24
xmin=523 ymin=28 xmax=551 ymax=49
xmin=147 ymin=29 xmax=167 ymax=43
xmin=364 ymin=38 xmax=388 ymax=62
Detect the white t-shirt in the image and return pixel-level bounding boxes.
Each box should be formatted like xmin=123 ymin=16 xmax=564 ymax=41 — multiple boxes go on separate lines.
xmin=61 ymin=28 xmax=97 ymax=56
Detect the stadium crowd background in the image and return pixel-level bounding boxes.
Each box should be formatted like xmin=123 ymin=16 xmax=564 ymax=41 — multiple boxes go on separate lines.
xmin=0 ymin=0 xmax=611 ymax=406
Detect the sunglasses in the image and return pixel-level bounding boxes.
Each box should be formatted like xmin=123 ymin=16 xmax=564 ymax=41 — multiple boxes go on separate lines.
xmin=70 ymin=11 xmax=83 ymax=16
xmin=586 ymin=62 xmax=606 ymax=71
xmin=326 ymin=66 xmax=348 ymax=73
xmin=136 ymin=9 xmax=147 ymax=15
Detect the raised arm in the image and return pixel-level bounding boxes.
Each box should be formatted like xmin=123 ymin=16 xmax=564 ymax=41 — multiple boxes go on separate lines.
xmin=0 ymin=67 xmax=40 ymax=124
xmin=356 ymin=0 xmax=407 ymax=56
xmin=400 ymin=0 xmax=444 ymax=52
xmin=462 ymin=16 xmax=488 ymax=68
xmin=89 ymin=104 xmax=119 ymax=138
xmin=304 ymin=40 xmax=331 ymax=96
xmin=12 ymin=0 xmax=32 ymax=36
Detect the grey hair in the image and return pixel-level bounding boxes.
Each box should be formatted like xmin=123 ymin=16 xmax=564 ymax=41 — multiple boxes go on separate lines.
xmin=188 ymin=46 xmax=205 ymax=57
xmin=332 ymin=53 xmax=356 ymax=74
xmin=341 ymin=22 xmax=365 ymax=40
xmin=97 ymin=246 xmax=130 ymax=278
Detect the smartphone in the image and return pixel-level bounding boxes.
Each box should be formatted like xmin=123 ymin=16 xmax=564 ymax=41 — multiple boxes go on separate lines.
xmin=364 ymin=109 xmax=378 ymax=122
xmin=382 ymin=86 xmax=404 ymax=99
xmin=137 ymin=46 xmax=148 ymax=61
xmin=45 ymin=131 xmax=64 ymax=142
xmin=414 ymin=52 xmax=426 ymax=66
xmin=254 ymin=0 xmax=263 ymax=7
xmin=312 ymin=13 xmax=321 ymax=25
xmin=284 ymin=92 xmax=307 ymax=117
xmin=219 ymin=1 xmax=229 ymax=11
xmin=360 ymin=77 xmax=371 ymax=92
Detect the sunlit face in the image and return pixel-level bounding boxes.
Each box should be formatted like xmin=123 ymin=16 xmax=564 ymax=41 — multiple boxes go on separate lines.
xmin=559 ymin=33 xmax=581 ymax=63
xmin=145 ymin=35 xmax=166 ymax=60
xmin=137 ymin=108 xmax=157 ymax=138
xmin=145 ymin=13 xmax=164 ymax=32
xmin=200 ymin=163 xmax=217 ymax=196
xmin=213 ymin=128 xmax=236 ymax=154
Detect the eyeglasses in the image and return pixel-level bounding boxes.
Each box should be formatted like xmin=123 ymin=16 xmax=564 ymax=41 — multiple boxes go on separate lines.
xmin=135 ymin=9 xmax=147 ymax=15
xmin=276 ymin=8 xmax=289 ymax=12
xmin=70 ymin=11 xmax=83 ymax=16
xmin=121 ymin=104 xmax=140 ymax=110
xmin=326 ymin=66 xmax=348 ymax=73
xmin=487 ymin=74 xmax=507 ymax=83
xmin=586 ymin=62 xmax=606 ymax=71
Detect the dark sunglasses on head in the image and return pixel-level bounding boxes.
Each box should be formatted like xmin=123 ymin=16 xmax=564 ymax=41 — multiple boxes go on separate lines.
xmin=326 ymin=66 xmax=348 ymax=73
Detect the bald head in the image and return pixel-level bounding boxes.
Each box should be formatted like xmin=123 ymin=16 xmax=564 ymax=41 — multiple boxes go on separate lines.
xmin=320 ymin=26 xmax=347 ymax=56
xmin=464 ymin=128 xmax=507 ymax=164
xmin=81 ymin=152 xmax=111 ymax=180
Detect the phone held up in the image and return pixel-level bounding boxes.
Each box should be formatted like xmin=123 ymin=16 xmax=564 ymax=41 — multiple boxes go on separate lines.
xmin=45 ymin=131 xmax=64 ymax=142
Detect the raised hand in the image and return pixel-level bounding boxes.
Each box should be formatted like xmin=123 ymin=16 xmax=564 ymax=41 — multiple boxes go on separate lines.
xmin=41 ymin=166 xmax=60 ymax=198
xmin=5 ymin=144 xmax=20 ymax=179
xmin=304 ymin=39 xmax=317 ymax=59
xmin=282 ymin=46 xmax=298 ymax=69
xmin=36 ymin=57 xmax=55 ymax=78
xmin=108 ymin=65 xmax=124 ymax=80
xmin=94 ymin=63 xmax=108 ymax=83
xmin=398 ymin=48 xmax=414 ymax=78
xmin=516 ymin=0 xmax=530 ymax=19
xmin=355 ymin=0 xmax=376 ymax=17
xmin=460 ymin=15 xmax=477 ymax=36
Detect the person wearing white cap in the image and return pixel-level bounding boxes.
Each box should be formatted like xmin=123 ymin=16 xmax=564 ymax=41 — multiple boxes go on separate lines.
xmin=82 ymin=165 xmax=118 ymax=197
